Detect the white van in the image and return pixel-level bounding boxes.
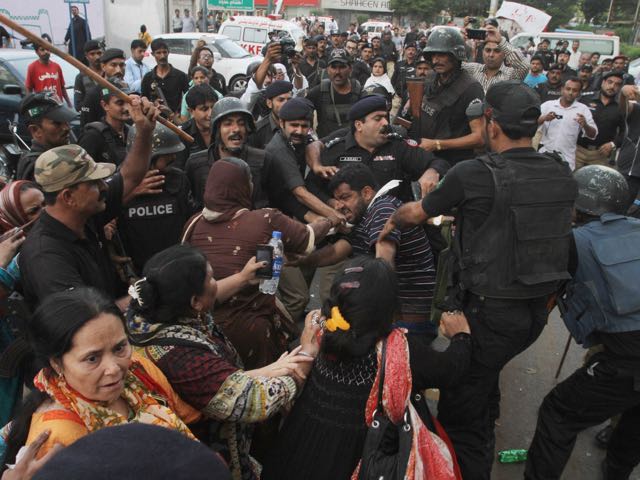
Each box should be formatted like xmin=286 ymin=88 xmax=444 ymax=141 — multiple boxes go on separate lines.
xmin=511 ymin=32 xmax=619 ymax=61
xmin=219 ymin=15 xmax=306 ymax=56
xmin=361 ymin=21 xmax=393 ymax=39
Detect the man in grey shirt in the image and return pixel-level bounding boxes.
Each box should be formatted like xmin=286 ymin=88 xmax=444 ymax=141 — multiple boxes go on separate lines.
xmin=182 ymin=9 xmax=196 ymax=33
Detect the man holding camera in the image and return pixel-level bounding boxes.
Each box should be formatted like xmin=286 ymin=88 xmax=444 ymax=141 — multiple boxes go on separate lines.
xmin=539 ymin=77 xmax=598 ymax=170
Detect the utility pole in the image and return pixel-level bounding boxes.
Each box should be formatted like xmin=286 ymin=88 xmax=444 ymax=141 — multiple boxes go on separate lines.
xmin=489 ymin=0 xmax=500 ymax=17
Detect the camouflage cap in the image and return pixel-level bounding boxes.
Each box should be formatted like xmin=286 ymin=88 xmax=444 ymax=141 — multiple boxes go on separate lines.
xmin=35 ymin=145 xmax=116 ymax=193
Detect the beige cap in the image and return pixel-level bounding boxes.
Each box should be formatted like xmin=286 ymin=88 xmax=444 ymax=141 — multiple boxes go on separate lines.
xmin=35 ymin=145 xmax=116 ymax=193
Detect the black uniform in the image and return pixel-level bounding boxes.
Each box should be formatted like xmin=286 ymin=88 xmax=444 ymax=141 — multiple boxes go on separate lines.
xmin=390 ymin=59 xmax=416 ymax=100
xmin=185 ymin=144 xmax=269 ymax=210
xmin=534 ymin=81 xmax=563 ymax=103
xmin=617 ymin=102 xmax=640 ymax=205
xmin=559 ymin=65 xmax=577 ymax=83
xmin=210 ymin=70 xmax=227 ymax=96
xmin=299 ymin=57 xmax=325 ymax=89
xmin=80 ymin=83 xmax=105 ymax=127
xmin=16 ymin=142 xmax=48 ymax=181
xmin=421 ymin=149 xmax=577 ymax=479
xmin=77 ymin=121 xmax=129 ymax=166
xmin=73 ymin=72 xmax=98 ymax=111
xmin=176 ymin=118 xmax=209 ymax=170
xmin=118 ymin=167 xmax=196 ymax=272
xmin=247 ymin=114 xmax=280 ymax=150
xmin=318 ymin=130 xmax=449 ymax=203
xmin=306 ymin=79 xmax=362 ymax=138
xmin=141 ymin=65 xmax=190 ymax=113
xmin=533 ymin=49 xmax=555 ymax=70
xmin=411 ymin=70 xmax=485 ymax=165
xmin=351 ymin=58 xmax=371 ymax=86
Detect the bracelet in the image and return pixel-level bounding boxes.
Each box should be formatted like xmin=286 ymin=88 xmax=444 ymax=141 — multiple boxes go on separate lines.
xmin=298 ymin=351 xmax=315 ymax=359
xmin=436 ymin=140 xmax=442 ymax=151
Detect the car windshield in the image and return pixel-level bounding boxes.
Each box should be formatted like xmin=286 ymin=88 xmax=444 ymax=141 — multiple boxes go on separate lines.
xmin=212 ymin=37 xmax=251 ymax=58
xmin=7 ymin=54 xmax=79 ymax=88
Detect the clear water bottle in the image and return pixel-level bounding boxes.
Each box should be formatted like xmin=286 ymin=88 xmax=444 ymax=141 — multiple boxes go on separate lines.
xmin=259 ymin=231 xmax=283 ymax=295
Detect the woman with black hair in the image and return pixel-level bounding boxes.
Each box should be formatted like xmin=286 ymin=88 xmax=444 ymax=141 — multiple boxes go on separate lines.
xmin=1 ymin=288 xmax=200 ymax=467
xmin=262 ymin=257 xmax=472 ymax=480
xmin=126 ymin=244 xmax=317 ymax=480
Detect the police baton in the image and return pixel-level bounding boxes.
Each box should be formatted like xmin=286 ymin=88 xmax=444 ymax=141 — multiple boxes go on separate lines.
xmin=0 ymin=14 xmax=194 ymax=144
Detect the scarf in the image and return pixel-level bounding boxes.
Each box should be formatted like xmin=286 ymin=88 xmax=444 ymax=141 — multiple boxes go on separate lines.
xmin=0 ymin=181 xmax=32 ymax=233
xmin=364 ymin=73 xmax=395 ymax=96
xmin=34 ymin=362 xmax=195 ymax=440
xmin=202 ymin=160 xmax=252 ymax=224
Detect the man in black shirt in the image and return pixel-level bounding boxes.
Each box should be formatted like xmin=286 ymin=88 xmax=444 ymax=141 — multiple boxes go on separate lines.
xmin=141 ymin=39 xmax=190 ymax=119
xmin=576 ymin=71 xmax=625 ymax=169
xmin=80 ymin=48 xmax=127 ymax=127
xmin=380 ymin=82 xmax=576 ymax=479
xmin=73 ymin=39 xmax=102 ymax=110
xmin=351 ymin=43 xmax=373 ymax=86
xmin=534 ymin=38 xmax=555 ymax=70
xmin=248 ymin=80 xmax=292 ymax=150
xmin=557 ymin=50 xmax=577 ymax=83
xmin=391 ymin=42 xmax=417 ymax=102
xmin=617 ymin=85 xmax=640 ymax=206
xmin=176 ymin=84 xmax=216 ymax=169
xmin=19 ymin=97 xmax=157 ymax=310
xmin=535 ymin=63 xmax=564 ymax=102
xmin=298 ymin=37 xmax=324 ymax=89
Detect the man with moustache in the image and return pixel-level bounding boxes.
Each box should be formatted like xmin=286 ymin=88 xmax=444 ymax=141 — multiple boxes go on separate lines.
xmin=185 ymin=97 xmax=268 ymax=210
xmin=306 ymin=49 xmax=362 ymax=138
xmin=78 ymin=78 xmax=132 ymax=166
xmin=391 ymin=42 xmax=418 ymax=102
xmin=575 ymin=71 xmax=625 ymax=169
xmin=16 ymin=93 xmax=78 ymax=181
xmin=412 ymin=27 xmax=485 ymax=165
xmin=248 ymin=80 xmax=292 ymax=149
xmin=80 ymin=48 xmax=128 ymax=126
xmin=73 ymin=40 xmax=103 ymax=110
xmin=352 ymin=42 xmax=373 ymax=86
xmin=25 ymin=45 xmax=72 ymax=107
xmin=535 ymin=63 xmax=564 ymax=102
xmin=299 ymin=37 xmax=324 ymax=89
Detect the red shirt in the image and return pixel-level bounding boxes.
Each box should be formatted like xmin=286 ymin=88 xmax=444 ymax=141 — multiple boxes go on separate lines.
xmin=24 ymin=60 xmax=67 ymax=102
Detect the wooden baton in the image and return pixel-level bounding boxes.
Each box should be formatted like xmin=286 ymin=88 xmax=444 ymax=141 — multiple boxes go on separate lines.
xmin=0 ymin=13 xmax=194 ymax=144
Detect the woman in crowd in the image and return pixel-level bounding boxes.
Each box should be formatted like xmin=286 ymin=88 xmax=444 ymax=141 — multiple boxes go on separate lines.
xmin=2 ymin=288 xmax=200 ymax=465
xmin=179 ymin=66 xmax=220 ymax=122
xmin=182 ymin=157 xmax=336 ymax=370
xmin=0 ymin=181 xmax=44 ymax=425
xmin=364 ymin=57 xmax=395 ymax=101
xmin=126 ymin=244 xmax=317 ymax=480
xmin=262 ymin=257 xmax=471 ymax=480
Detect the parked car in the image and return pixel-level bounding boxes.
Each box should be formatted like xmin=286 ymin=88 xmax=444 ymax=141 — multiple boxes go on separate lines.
xmin=143 ymin=33 xmax=262 ymax=93
xmin=0 ymin=49 xmax=79 ymax=143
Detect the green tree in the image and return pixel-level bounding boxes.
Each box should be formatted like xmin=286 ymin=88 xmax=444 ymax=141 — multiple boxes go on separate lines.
xmin=581 ymin=0 xmax=608 ymax=23
xmin=389 ymin=0 xmax=446 ymax=21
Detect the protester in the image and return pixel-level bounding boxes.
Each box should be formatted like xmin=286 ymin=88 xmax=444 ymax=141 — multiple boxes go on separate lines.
xmin=524 ymin=55 xmax=547 ymax=88
xmin=124 ymin=39 xmax=151 ymax=94
xmin=24 ymin=46 xmax=71 ymax=107
xmin=363 ymin=58 xmax=394 ymax=99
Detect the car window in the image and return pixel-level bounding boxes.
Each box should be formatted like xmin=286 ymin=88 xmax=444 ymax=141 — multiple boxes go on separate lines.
xmin=222 ymin=25 xmax=241 ymax=42
xmin=578 ymin=39 xmax=614 ymax=55
xmin=243 ymin=27 xmax=267 ymax=44
xmin=164 ymin=38 xmax=191 ymax=55
xmin=0 ymin=62 xmax=20 ymax=91
xmin=211 ymin=38 xmax=250 ymax=58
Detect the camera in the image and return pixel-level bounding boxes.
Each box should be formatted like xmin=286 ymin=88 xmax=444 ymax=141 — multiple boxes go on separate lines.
xmin=261 ymin=33 xmax=297 ymax=58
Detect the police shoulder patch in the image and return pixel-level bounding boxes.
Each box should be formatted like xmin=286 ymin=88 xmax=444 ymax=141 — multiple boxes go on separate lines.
xmin=404 ymin=139 xmax=418 ymax=147
xmin=324 ymin=137 xmax=345 ymax=149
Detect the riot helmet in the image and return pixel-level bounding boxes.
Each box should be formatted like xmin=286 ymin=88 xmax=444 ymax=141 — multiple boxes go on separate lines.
xmin=423 ymin=26 xmax=466 ymax=63
xmin=574 ymin=165 xmax=629 ymax=216
xmin=127 ymin=122 xmax=185 ymax=159
xmin=210 ymin=97 xmax=255 ymax=134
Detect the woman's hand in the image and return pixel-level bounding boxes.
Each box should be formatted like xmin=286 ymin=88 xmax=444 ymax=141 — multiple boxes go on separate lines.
xmin=0 ymin=228 xmax=25 ymax=268
xmin=1 ymin=430 xmax=63 ymax=480
xmin=300 ymin=309 xmax=322 ymax=358
xmin=239 ymin=256 xmax=267 ymax=285
xmin=248 ymin=346 xmax=314 ymax=388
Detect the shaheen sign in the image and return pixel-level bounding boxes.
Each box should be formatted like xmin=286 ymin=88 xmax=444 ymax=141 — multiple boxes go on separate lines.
xmin=322 ymin=0 xmax=392 ymax=12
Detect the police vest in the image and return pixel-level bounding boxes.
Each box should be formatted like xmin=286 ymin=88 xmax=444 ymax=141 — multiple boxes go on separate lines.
xmin=563 ymin=214 xmax=640 ymax=346
xmin=419 ymin=71 xmax=476 ymax=140
xmin=317 ymin=79 xmax=362 ymax=138
xmin=459 ymin=151 xmax=577 ymax=299
xmin=85 ymin=122 xmax=128 ymax=166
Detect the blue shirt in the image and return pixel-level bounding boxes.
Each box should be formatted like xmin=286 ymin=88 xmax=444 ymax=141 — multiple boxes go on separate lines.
xmin=124 ymin=57 xmax=151 ymax=93
xmin=524 ymin=72 xmax=548 ymax=88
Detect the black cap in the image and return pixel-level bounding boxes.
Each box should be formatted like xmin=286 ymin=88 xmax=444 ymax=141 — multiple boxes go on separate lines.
xmin=485 ymin=81 xmax=540 ymax=129
xmin=348 ymin=95 xmax=387 ymax=121
xmin=19 ymin=92 xmax=78 ymax=123
xmin=99 ymin=48 xmax=125 ymax=63
xmin=415 ymin=53 xmax=430 ymax=65
xmin=328 ymin=48 xmax=350 ymax=65
xmin=557 ymin=49 xmax=571 ymax=57
xmin=279 ymin=97 xmax=314 ymax=121
xmin=547 ymin=63 xmax=563 ymax=72
xmin=340 ymin=31 xmax=349 ymax=37
xmin=83 ymin=39 xmax=102 ymax=53
xmin=361 ymin=42 xmax=373 ymax=50
xmin=603 ymin=70 xmax=624 ymax=81
xmin=404 ymin=42 xmax=417 ymax=49
xmin=264 ymin=80 xmax=293 ymax=99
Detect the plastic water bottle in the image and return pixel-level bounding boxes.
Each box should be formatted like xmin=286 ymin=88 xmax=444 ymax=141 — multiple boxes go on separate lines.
xmin=259 ymin=231 xmax=283 ymax=295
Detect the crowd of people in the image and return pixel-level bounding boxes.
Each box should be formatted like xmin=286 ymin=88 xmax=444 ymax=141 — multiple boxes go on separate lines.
xmin=3 ymin=9 xmax=640 ymax=480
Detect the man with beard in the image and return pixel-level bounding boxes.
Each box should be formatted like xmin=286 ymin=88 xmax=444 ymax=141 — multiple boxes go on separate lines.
xmin=412 ymin=27 xmax=485 ymax=165
xmin=371 ymin=36 xmax=383 ymax=59
xmin=524 ymin=56 xmax=547 ymax=89
xmin=380 ymin=30 xmax=398 ymax=70
xmin=535 ymin=63 xmax=564 ymax=102
xmin=73 ymin=40 xmax=103 ymax=110
xmin=185 ymin=97 xmax=268 ymax=210
xmin=306 ymin=49 xmax=362 ymax=138
xmin=299 ymin=37 xmax=324 ymax=89
xmin=16 ymin=93 xmax=77 ymax=181
xmin=25 ymin=45 xmax=71 ymax=107
xmin=316 ymin=35 xmax=329 ymax=66
xmin=19 ymin=96 xmax=158 ymax=309
xmin=557 ymin=50 xmax=577 ymax=83
xmin=296 ymin=163 xmax=437 ymax=337
xmin=141 ymin=39 xmax=190 ymax=121
xmin=64 ymin=5 xmax=91 ymax=63
xmin=575 ymin=71 xmax=625 ymax=169
xmin=80 ymin=48 xmax=127 ymax=126
xmin=176 ymin=84 xmax=216 ymax=168
xmin=78 ymin=78 xmax=132 ymax=167
xmin=379 ymin=81 xmax=577 ymax=480
xmin=124 ymin=39 xmax=151 ymax=94
xmin=351 ymin=42 xmax=373 ymax=86
xmin=593 ymin=55 xmax=635 ymax=90
xmin=248 ymin=80 xmax=292 ymax=149
xmin=391 ymin=42 xmax=417 ymax=102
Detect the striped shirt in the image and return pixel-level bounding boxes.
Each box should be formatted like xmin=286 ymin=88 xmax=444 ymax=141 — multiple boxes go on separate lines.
xmin=462 ymin=38 xmax=529 ymax=93
xmin=347 ymin=194 xmax=435 ymax=316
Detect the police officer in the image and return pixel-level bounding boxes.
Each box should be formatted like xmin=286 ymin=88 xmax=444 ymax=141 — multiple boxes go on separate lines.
xmin=525 ymin=166 xmax=640 ymax=480
xmin=317 ymin=95 xmax=449 ymax=204
xmin=379 ymin=82 xmax=577 ymax=479
xmin=185 ymin=97 xmax=268 ymax=210
xmin=77 ymin=78 xmax=131 ymax=167
xmin=73 ymin=39 xmax=102 ymax=110
xmin=351 ymin=42 xmax=373 ymax=86
xmin=81 ymin=48 xmax=127 ymax=127
xmin=412 ymin=27 xmax=485 ymax=165
xmin=17 ymin=92 xmax=77 ymax=180
xmin=118 ymin=122 xmax=196 ymax=272
xmin=306 ymin=49 xmax=362 ymax=138
xmin=247 ymin=80 xmax=292 ymax=150
xmin=390 ymin=41 xmax=417 ymax=100
xmin=535 ymin=63 xmax=564 ymax=103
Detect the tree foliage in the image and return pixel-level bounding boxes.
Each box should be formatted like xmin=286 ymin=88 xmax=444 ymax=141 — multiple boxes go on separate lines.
xmin=581 ymin=0 xmax=609 ymax=23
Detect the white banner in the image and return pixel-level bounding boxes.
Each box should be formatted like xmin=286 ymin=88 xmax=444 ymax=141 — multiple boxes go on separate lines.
xmin=321 ymin=0 xmax=392 ymax=13
xmin=495 ymin=1 xmax=551 ymax=35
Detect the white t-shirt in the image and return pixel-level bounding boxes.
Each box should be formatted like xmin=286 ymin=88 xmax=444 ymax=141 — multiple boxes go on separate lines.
xmin=539 ymin=98 xmax=598 ymax=170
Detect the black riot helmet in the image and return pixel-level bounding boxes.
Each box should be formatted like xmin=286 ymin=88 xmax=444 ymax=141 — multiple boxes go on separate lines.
xmin=127 ymin=122 xmax=185 ymax=159
xmin=423 ymin=26 xmax=466 ymax=63
xmin=210 ymin=97 xmax=255 ymax=135
xmin=574 ymin=165 xmax=629 ymax=216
